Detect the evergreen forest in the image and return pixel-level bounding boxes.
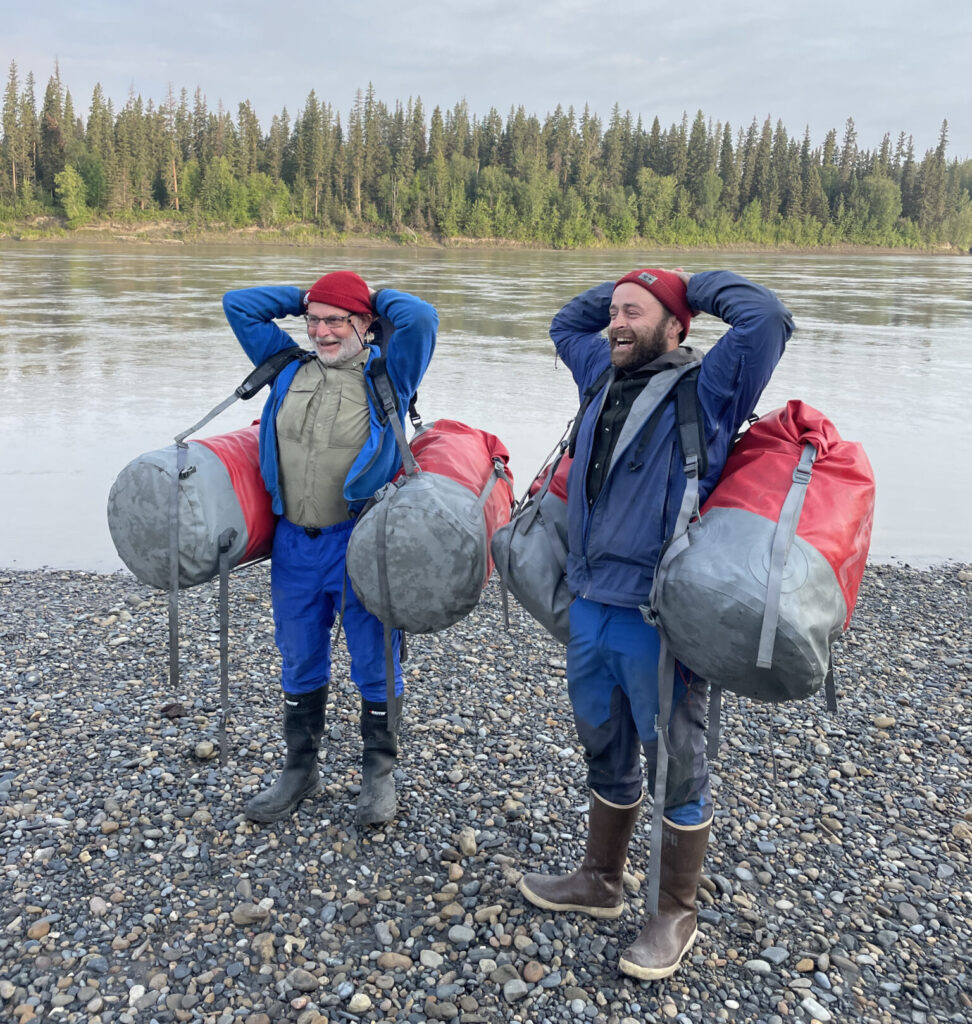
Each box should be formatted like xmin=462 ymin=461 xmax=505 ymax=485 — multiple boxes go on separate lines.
xmin=2 ymin=62 xmax=971 ymax=251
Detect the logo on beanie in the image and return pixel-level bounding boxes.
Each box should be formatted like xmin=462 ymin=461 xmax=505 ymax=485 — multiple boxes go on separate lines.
xmin=638 ymin=272 xmax=658 ymax=285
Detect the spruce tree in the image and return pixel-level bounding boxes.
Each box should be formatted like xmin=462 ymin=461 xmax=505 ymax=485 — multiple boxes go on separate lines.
xmin=2 ymin=61 xmax=20 ymax=198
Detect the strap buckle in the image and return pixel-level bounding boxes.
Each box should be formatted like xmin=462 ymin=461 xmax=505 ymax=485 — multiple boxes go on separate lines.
xmin=639 ymin=602 xmax=659 ymax=627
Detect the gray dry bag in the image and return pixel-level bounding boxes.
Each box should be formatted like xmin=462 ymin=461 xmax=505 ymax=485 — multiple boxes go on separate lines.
xmin=490 ymin=450 xmax=572 ymax=644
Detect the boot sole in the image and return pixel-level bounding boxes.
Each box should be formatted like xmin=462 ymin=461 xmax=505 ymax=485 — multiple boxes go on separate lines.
xmin=617 ymin=927 xmax=698 ymax=980
xmin=518 ymin=877 xmax=624 ymax=919
xmin=244 ymin=781 xmax=320 ymax=823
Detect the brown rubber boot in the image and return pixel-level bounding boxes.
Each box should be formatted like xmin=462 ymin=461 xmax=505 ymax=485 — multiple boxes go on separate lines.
xmin=519 ymin=791 xmax=642 ymax=919
xmin=618 ymin=816 xmax=711 ymax=980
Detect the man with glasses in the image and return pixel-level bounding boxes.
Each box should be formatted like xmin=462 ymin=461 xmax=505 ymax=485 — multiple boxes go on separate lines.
xmin=223 ymin=271 xmax=437 ymax=827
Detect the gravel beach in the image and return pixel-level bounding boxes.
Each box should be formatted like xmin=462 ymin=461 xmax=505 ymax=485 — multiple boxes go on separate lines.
xmin=1 ymin=562 xmax=970 ymax=1024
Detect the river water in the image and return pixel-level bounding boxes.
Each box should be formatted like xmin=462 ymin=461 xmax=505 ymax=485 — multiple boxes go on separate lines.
xmin=1 ymin=242 xmax=970 ymax=572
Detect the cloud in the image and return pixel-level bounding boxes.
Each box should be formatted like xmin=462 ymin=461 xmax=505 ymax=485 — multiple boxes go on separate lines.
xmin=3 ymin=0 xmax=970 ymax=155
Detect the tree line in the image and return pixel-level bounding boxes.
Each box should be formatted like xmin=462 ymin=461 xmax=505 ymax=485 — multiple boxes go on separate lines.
xmin=2 ymin=61 xmax=971 ymax=250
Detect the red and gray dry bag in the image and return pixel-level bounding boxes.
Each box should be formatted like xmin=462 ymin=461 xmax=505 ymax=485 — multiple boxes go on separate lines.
xmin=346 ymin=417 xmax=514 ymax=635
xmin=106 ymin=347 xmax=308 ymax=763
xmin=648 ymin=397 xmax=876 ymax=706
xmin=642 ymin=393 xmax=874 ymax=921
xmin=346 ymin=357 xmax=514 ymax=636
xmin=106 ymin=348 xmax=305 ymax=592
xmin=107 ymin=423 xmax=274 ymax=590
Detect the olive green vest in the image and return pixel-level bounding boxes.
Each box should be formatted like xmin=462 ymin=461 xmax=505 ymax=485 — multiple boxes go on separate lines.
xmin=275 ymin=352 xmax=371 ymax=528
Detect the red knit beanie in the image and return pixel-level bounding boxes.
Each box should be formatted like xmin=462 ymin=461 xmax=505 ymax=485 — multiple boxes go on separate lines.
xmin=306 ymin=270 xmax=373 ymax=315
xmin=615 ymin=268 xmax=692 ymax=339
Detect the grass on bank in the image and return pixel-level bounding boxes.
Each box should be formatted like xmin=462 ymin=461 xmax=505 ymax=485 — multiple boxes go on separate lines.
xmin=1 ymin=209 xmax=970 ymax=254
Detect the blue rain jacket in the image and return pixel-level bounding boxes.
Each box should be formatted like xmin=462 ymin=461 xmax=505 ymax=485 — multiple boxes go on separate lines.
xmin=223 ymin=286 xmax=438 ymax=515
xmin=551 ymin=270 xmax=794 ymax=608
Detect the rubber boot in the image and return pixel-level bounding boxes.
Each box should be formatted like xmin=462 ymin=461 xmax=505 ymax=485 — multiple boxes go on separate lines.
xmin=519 ymin=791 xmax=642 ymax=919
xmin=356 ymin=696 xmax=401 ymax=827
xmin=618 ymin=816 xmax=711 ymax=980
xmin=244 ymin=686 xmax=327 ymax=823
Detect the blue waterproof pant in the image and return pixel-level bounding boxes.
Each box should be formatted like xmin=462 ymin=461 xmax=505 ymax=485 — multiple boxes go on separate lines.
xmin=270 ymin=517 xmax=402 ymax=702
xmin=566 ymin=596 xmax=711 ymax=825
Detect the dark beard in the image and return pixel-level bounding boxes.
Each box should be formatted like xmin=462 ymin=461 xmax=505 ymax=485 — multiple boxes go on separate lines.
xmin=608 ymin=319 xmax=670 ymax=370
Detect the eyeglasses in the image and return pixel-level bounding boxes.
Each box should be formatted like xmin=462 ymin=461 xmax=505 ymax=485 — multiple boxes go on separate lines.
xmin=305 ymin=314 xmax=353 ymax=330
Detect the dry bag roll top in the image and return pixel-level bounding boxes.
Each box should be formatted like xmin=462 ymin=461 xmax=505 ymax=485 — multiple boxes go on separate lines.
xmin=107 ymin=423 xmax=275 ymax=590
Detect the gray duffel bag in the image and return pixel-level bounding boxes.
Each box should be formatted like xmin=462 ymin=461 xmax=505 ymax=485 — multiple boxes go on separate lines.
xmin=107 ymin=426 xmax=272 ymax=590
xmin=491 ymin=451 xmax=572 ymax=645
xmin=348 ymin=469 xmax=503 ymax=634
xmin=491 ymin=366 xmax=619 ymax=645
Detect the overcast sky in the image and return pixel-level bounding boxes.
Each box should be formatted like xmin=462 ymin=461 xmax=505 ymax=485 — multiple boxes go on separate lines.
xmin=5 ymin=0 xmax=970 ymax=158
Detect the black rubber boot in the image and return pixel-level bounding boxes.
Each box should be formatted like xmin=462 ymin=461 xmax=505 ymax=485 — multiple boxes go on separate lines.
xmin=244 ymin=686 xmax=327 ymax=823
xmin=357 ymin=695 xmax=402 ymax=827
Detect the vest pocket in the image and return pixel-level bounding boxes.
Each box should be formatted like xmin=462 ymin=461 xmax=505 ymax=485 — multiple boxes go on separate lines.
xmin=329 ymin=388 xmax=371 ymax=448
xmin=275 ymin=378 xmax=319 ymax=442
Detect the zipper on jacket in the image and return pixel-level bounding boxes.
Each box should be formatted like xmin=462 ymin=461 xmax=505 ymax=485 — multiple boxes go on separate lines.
xmin=579 ymin=378 xmax=612 ymax=561
xmin=582 ymin=375 xmax=676 ymax=558
xmin=659 ymin=443 xmax=678 ymax=550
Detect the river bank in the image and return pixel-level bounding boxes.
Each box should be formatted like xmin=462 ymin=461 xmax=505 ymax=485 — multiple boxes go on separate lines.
xmin=1 ymin=215 xmax=967 ymax=256
xmin=1 ymin=563 xmax=970 ymax=1024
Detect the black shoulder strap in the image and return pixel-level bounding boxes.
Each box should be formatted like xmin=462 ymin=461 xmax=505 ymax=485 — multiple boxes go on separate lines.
xmin=367 ymin=356 xmax=420 ymax=476
xmin=365 ymin=317 xmax=422 ymax=430
xmin=175 ymin=346 xmax=311 ymax=444
xmin=567 ymin=366 xmax=614 ymax=458
xmin=235 ymin=346 xmax=308 ymax=400
xmin=672 ymin=366 xmax=707 ymax=480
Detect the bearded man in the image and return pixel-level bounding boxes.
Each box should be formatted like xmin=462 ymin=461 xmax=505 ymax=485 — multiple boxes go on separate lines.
xmin=519 ymin=268 xmax=793 ymax=979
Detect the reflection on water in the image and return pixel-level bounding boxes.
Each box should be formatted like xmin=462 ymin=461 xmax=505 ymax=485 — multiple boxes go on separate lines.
xmin=1 ymin=242 xmax=970 ymax=571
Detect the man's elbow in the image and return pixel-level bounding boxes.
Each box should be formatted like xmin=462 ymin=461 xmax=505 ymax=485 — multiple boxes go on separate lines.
xmin=222 ymin=290 xmax=243 ymax=319
xmin=418 ymin=305 xmax=440 ymax=334
xmin=751 ymin=299 xmax=795 ymax=344
xmin=549 ymin=318 xmax=573 ymax=357
xmin=772 ymin=304 xmax=796 ymax=343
